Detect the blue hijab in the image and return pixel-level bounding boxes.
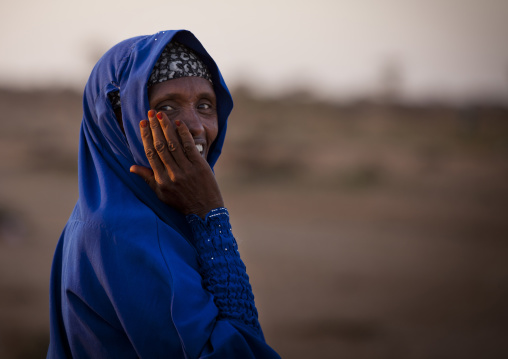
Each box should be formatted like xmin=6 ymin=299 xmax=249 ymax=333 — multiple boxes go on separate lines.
xmin=47 ymin=30 xmax=278 ymax=358
xmin=79 ymin=29 xmax=232 ymax=235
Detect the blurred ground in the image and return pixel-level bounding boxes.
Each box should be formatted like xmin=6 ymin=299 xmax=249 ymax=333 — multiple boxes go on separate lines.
xmin=0 ymin=87 xmax=507 ymax=358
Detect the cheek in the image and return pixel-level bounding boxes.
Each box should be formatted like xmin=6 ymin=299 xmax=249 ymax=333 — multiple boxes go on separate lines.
xmin=204 ymin=117 xmax=219 ymax=144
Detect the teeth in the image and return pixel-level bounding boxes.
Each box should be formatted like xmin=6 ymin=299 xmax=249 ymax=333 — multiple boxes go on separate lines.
xmin=195 ymin=144 xmax=203 ymax=153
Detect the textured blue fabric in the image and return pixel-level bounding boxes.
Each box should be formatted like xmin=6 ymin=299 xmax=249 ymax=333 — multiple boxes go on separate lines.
xmin=47 ymin=30 xmax=280 ymax=358
xmin=187 ymin=208 xmax=261 ymax=334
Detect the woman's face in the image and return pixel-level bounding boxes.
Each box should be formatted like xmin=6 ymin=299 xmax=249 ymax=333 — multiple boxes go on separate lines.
xmin=148 ymin=76 xmax=218 ymax=160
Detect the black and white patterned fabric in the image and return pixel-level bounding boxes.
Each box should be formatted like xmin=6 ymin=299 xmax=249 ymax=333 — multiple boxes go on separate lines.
xmin=107 ymin=41 xmax=212 ymax=111
xmin=148 ymin=41 xmax=212 ymax=87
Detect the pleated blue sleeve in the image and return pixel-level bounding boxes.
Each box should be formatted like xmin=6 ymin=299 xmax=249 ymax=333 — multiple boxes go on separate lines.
xmin=186 ymin=208 xmax=281 ymax=358
xmin=186 ymin=208 xmax=262 ymax=335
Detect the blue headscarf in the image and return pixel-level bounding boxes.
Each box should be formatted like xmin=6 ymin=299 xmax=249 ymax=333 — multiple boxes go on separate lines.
xmin=47 ymin=30 xmax=278 ymax=358
xmin=79 ymin=29 xmax=232 ymax=236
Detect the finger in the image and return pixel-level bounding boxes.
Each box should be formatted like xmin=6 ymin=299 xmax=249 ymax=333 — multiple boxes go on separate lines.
xmin=130 ymin=165 xmax=156 ymax=189
xmin=175 ymin=120 xmax=203 ymax=164
xmin=139 ymin=117 xmax=168 ymax=180
xmin=156 ymin=111 xmax=189 ymax=166
xmin=148 ymin=110 xmax=181 ymax=173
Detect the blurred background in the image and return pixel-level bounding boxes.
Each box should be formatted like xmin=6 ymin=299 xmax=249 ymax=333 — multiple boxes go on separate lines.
xmin=1 ymin=0 xmax=507 ymax=358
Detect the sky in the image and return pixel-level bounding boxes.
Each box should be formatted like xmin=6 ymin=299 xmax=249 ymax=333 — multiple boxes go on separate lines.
xmin=1 ymin=0 xmax=507 ymax=104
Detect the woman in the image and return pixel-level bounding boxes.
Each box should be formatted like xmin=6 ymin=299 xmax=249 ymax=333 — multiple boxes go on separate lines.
xmin=47 ymin=30 xmax=280 ymax=358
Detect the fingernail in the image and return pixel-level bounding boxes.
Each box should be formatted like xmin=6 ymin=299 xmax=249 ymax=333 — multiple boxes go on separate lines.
xmin=140 ymin=120 xmax=148 ymax=128
xmin=156 ymin=112 xmax=163 ymax=120
xmin=148 ymin=109 xmax=155 ymax=117
xmin=175 ymin=120 xmax=181 ymax=127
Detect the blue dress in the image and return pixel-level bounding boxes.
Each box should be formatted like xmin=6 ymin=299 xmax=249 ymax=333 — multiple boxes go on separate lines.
xmin=47 ymin=30 xmax=280 ymax=358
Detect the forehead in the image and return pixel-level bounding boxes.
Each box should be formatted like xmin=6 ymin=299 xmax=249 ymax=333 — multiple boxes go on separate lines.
xmin=148 ymin=76 xmax=215 ymax=104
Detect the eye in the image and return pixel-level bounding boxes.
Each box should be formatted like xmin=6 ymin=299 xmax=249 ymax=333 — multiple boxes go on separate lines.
xmin=198 ymin=103 xmax=211 ymax=110
xmin=159 ymin=105 xmax=175 ymax=111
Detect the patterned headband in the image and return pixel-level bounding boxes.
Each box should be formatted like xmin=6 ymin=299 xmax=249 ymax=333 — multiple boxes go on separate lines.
xmin=108 ymin=41 xmax=212 ymax=111
xmin=148 ymin=41 xmax=212 ymax=87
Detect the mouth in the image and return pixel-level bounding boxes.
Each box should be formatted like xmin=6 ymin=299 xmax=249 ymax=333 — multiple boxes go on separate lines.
xmin=195 ymin=143 xmax=204 ymax=155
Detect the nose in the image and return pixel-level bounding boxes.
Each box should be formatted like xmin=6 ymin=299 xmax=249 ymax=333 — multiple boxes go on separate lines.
xmin=180 ymin=108 xmax=204 ymax=138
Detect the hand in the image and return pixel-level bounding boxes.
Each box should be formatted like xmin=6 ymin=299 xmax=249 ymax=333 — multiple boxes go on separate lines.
xmin=130 ymin=110 xmax=224 ymax=218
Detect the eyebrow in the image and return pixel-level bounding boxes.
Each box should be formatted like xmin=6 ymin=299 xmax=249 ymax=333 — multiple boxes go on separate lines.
xmin=149 ymin=91 xmax=216 ymax=107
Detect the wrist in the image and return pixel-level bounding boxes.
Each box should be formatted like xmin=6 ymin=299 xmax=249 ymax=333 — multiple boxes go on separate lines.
xmin=188 ymin=199 xmax=225 ymax=219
